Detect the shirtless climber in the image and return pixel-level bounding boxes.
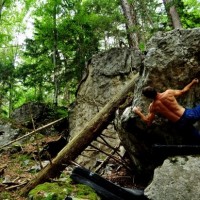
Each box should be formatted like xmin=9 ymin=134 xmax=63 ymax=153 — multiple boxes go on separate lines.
xmin=133 ymin=78 xmax=200 ymax=135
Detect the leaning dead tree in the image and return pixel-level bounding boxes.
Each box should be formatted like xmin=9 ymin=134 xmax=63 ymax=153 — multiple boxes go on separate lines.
xmin=20 ymin=73 xmax=139 ymax=196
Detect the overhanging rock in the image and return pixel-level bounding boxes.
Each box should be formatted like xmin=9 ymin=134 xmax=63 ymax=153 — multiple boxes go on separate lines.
xmin=116 ymin=28 xmax=200 ymax=184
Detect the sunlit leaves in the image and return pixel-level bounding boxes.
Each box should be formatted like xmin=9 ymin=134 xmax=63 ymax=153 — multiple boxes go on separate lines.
xmin=181 ymin=0 xmax=200 ymax=28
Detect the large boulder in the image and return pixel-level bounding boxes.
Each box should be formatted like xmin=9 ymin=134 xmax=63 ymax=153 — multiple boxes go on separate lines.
xmin=117 ymin=28 xmax=200 ymax=184
xmin=69 ymin=47 xmax=142 ymax=168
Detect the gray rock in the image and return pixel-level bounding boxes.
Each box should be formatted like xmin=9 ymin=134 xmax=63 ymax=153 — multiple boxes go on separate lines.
xmin=69 ymin=47 xmax=142 ymax=168
xmin=0 ymin=121 xmax=19 ymax=147
xmin=145 ymin=156 xmax=200 ymax=200
xmin=117 ymin=28 xmax=200 ymax=182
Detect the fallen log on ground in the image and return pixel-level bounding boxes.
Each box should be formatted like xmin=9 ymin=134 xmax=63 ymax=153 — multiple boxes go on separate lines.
xmin=20 ymin=73 xmax=139 ymax=196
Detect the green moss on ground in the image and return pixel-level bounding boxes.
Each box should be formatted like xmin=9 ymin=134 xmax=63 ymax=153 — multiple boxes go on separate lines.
xmin=28 ymin=177 xmax=100 ymax=200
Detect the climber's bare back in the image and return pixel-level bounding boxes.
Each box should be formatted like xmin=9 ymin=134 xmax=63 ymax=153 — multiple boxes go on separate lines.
xmin=150 ymin=89 xmax=185 ymax=122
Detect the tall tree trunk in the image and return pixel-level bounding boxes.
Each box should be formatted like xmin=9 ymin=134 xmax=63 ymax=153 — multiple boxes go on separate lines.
xmin=120 ymin=0 xmax=139 ymax=49
xmin=9 ymin=45 xmax=19 ymax=117
xmin=20 ymin=73 xmax=139 ymax=196
xmin=53 ymin=0 xmax=59 ymax=106
xmin=0 ymin=0 xmax=6 ymax=20
xmin=8 ymin=81 xmax=13 ymax=118
xmin=163 ymin=0 xmax=182 ymax=29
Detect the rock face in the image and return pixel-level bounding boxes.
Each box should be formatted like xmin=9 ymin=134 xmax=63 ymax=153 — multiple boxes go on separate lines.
xmin=69 ymin=47 xmax=142 ymax=168
xmin=144 ymin=156 xmax=200 ymax=200
xmin=69 ymin=48 xmax=142 ymax=137
xmin=117 ymin=28 xmax=200 ymax=183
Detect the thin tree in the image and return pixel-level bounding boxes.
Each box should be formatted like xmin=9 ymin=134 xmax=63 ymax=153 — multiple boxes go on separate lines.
xmin=52 ymin=0 xmax=59 ymax=106
xmin=163 ymin=0 xmax=182 ymax=29
xmin=0 ymin=0 xmax=6 ymax=21
xmin=120 ymin=0 xmax=139 ymax=49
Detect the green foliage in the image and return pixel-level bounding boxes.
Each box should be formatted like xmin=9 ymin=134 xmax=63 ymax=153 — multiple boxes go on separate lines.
xmin=14 ymin=0 xmax=124 ymax=110
xmin=55 ymin=107 xmax=68 ymax=118
xmin=181 ymin=0 xmax=200 ymax=28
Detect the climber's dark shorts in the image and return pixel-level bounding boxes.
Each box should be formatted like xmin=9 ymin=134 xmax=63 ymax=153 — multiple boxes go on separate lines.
xmin=175 ymin=106 xmax=200 ymax=138
xmin=177 ymin=106 xmax=200 ymax=125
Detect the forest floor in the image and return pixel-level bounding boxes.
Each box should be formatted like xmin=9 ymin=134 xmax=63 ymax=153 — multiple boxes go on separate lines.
xmin=0 ymin=134 xmax=142 ymax=200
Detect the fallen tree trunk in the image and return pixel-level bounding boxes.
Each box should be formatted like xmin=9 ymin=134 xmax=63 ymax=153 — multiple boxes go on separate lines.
xmin=20 ymin=73 xmax=139 ymax=196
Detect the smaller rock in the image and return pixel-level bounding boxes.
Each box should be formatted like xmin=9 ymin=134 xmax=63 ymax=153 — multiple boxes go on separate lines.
xmin=144 ymin=156 xmax=200 ymax=200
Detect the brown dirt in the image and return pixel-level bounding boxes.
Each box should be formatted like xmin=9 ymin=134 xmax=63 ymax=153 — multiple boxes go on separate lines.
xmin=0 ymin=135 xmax=139 ymax=200
xmin=0 ymin=135 xmax=61 ymax=200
